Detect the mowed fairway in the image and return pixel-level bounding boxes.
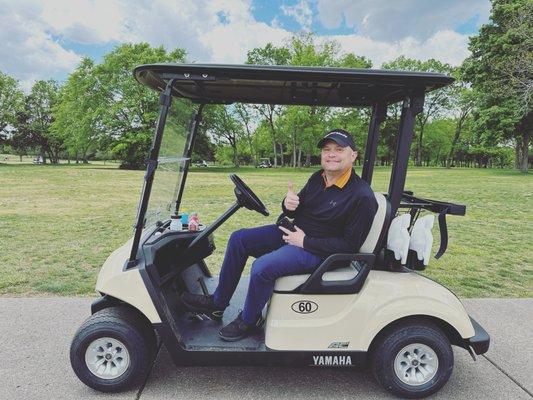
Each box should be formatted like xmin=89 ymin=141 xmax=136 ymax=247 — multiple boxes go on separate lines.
xmin=1 ymin=162 xmax=532 ymax=297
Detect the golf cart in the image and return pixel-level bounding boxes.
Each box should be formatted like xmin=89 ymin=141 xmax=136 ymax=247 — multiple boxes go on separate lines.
xmin=195 ymin=159 xmax=208 ymax=167
xmin=70 ymin=64 xmax=489 ymax=398
xmin=258 ymin=157 xmax=272 ymax=168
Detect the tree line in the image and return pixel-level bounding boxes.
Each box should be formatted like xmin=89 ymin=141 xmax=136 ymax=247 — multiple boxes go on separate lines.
xmin=0 ymin=0 xmax=530 ymax=172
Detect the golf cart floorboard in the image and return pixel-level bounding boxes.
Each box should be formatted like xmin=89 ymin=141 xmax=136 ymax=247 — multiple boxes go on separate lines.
xmin=176 ymin=276 xmax=267 ymax=352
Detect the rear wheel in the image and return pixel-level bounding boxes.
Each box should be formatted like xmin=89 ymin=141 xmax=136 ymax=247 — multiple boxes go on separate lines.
xmin=370 ymin=320 xmax=453 ymax=399
xmin=70 ymin=306 xmax=157 ymax=392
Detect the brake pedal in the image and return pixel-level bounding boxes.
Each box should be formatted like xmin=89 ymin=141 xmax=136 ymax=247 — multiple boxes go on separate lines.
xmin=188 ymin=311 xmax=224 ymax=322
xmin=189 ymin=312 xmax=209 ymax=321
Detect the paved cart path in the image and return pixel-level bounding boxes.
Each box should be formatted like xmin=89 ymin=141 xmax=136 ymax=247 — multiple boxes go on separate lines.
xmin=0 ymin=298 xmax=531 ymax=400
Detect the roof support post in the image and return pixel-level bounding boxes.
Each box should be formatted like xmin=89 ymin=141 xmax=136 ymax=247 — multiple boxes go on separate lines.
xmin=362 ymin=102 xmax=387 ymax=185
xmin=174 ymin=103 xmax=205 ymax=214
xmin=127 ymin=81 xmax=174 ymax=268
xmin=388 ymin=90 xmax=425 ymax=217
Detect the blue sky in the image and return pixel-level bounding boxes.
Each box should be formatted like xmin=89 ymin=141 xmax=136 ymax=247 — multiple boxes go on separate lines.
xmin=252 ymin=0 xmax=356 ymax=35
xmin=0 ymin=0 xmax=491 ymax=90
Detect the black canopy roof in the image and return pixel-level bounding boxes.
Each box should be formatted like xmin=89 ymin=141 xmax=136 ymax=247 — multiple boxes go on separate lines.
xmin=134 ymin=63 xmax=454 ymax=107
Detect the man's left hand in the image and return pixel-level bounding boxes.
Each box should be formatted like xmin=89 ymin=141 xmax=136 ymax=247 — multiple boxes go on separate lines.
xmin=279 ymin=225 xmax=306 ymax=248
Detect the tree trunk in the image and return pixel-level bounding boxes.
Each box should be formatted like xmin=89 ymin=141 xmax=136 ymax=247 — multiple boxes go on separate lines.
xmin=447 ymin=119 xmax=464 ymax=168
xmin=232 ymin=144 xmax=239 ymax=167
xmin=292 ymin=134 xmax=297 ymax=168
xmin=416 ymin=126 xmax=425 ymax=167
xmin=279 ymin=143 xmax=284 ymax=167
xmin=521 ymin=128 xmax=529 ymax=173
xmin=40 ymin=147 xmax=47 ymax=164
xmin=249 ymin=137 xmax=258 ymax=167
xmin=265 ymin=110 xmax=278 ymax=168
xmin=82 ymin=145 xmax=90 ymax=164
xmin=305 ymin=151 xmax=311 ymax=167
xmin=515 ymin=141 xmax=521 ymax=169
xmin=298 ymin=148 xmax=302 ymax=168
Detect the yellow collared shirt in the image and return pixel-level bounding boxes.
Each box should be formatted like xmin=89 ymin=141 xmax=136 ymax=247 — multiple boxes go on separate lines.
xmin=321 ymin=167 xmax=352 ymax=189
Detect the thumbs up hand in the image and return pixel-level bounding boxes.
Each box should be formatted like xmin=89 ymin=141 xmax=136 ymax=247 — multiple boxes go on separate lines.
xmin=284 ymin=181 xmax=300 ymax=211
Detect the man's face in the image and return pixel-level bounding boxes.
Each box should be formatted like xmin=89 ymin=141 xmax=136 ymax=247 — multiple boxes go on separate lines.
xmin=320 ymin=140 xmax=357 ymax=173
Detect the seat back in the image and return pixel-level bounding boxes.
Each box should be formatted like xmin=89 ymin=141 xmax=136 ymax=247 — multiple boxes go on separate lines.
xmin=273 ymin=192 xmax=389 ymax=293
xmin=359 ymin=192 xmax=389 ymax=254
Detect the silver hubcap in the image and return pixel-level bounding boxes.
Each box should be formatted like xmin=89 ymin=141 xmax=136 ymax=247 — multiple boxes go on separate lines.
xmin=85 ymin=337 xmax=130 ymax=380
xmin=394 ymin=343 xmax=439 ymax=386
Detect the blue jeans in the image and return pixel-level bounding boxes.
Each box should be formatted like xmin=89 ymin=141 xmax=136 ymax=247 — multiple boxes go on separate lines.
xmin=212 ymin=224 xmax=322 ymax=324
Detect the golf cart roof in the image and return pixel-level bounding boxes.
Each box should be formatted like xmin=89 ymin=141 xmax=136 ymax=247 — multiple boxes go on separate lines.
xmin=134 ymin=64 xmax=454 ymax=107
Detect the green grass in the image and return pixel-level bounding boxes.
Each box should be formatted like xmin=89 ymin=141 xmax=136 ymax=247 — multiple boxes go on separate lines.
xmin=0 ymin=161 xmax=532 ymax=297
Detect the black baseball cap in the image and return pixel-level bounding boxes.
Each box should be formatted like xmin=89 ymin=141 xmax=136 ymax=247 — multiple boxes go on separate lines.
xmin=317 ymin=129 xmax=357 ymax=151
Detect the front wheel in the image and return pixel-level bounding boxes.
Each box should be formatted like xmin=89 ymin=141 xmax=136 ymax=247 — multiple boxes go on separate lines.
xmin=370 ymin=320 xmax=453 ymax=399
xmin=70 ymin=306 xmax=157 ymax=392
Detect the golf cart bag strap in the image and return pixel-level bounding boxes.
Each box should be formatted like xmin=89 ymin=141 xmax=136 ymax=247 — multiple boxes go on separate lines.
xmin=401 ymin=193 xmax=466 ymax=259
xmin=435 ymin=211 xmax=448 ymax=259
xmin=299 ymin=253 xmax=375 ymax=294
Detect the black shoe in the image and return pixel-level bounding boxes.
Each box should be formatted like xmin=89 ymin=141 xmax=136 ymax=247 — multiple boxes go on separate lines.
xmin=218 ymin=312 xmax=263 ymax=342
xmin=180 ymin=292 xmax=225 ymax=320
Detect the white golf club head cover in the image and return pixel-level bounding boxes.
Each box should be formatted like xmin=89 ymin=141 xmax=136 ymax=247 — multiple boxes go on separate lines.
xmin=409 ymin=215 xmax=435 ymax=265
xmin=387 ymin=213 xmax=411 ymax=264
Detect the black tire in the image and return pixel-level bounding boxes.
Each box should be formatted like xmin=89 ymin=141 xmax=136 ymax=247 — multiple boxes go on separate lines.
xmin=70 ymin=306 xmax=157 ymax=392
xmin=370 ymin=320 xmax=453 ymax=399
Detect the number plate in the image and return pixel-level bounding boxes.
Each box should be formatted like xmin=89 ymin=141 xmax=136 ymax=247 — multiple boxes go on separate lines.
xmin=291 ymin=300 xmax=318 ymax=314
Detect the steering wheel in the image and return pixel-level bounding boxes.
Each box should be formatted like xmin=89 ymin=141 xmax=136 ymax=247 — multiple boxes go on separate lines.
xmin=230 ymin=174 xmax=269 ymax=216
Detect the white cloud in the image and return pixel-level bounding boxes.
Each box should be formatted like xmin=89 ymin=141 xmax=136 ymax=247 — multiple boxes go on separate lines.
xmin=333 ymin=30 xmax=470 ymax=67
xmin=199 ymin=2 xmax=290 ymax=63
xmin=39 ymin=0 xmax=128 ymax=44
xmin=122 ymin=0 xmax=290 ymax=63
xmin=281 ymin=0 xmax=313 ymax=31
xmin=316 ymin=0 xmax=350 ymax=29
xmin=0 ymin=2 xmax=81 ymax=91
xmin=316 ymin=0 xmax=491 ymax=41
xmin=361 ymin=13 xmax=371 ymax=30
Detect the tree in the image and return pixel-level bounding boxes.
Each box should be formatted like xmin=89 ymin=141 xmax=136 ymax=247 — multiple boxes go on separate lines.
xmin=25 ymin=80 xmax=61 ymax=163
xmin=92 ymin=43 xmax=186 ymax=169
xmin=246 ymin=43 xmax=291 ymax=167
xmin=382 ymin=57 xmax=456 ymax=166
xmin=234 ymin=104 xmax=259 ymax=166
xmin=191 ymin=129 xmax=215 ymax=162
xmin=463 ymin=0 xmax=532 ymax=172
xmin=206 ymin=105 xmax=242 ymax=167
xmin=446 ymin=77 xmax=475 ymax=168
xmin=10 ymin=110 xmax=33 ymax=161
xmin=52 ymin=58 xmax=100 ymax=163
xmin=0 ymin=71 xmax=24 ymax=145
xmin=424 ymin=119 xmax=454 ymax=166
xmin=276 ymin=106 xmax=307 ymax=167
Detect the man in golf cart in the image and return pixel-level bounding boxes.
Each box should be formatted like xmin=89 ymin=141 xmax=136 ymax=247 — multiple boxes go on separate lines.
xmin=181 ymin=128 xmax=378 ymax=341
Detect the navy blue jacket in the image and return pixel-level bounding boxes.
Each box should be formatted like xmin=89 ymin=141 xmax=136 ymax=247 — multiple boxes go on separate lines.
xmin=282 ymin=169 xmax=378 ymax=257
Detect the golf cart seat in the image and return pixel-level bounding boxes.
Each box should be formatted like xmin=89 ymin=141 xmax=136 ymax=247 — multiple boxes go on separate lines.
xmin=274 ymin=192 xmax=389 ymax=292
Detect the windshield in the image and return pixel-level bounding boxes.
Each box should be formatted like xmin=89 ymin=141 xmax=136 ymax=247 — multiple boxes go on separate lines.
xmin=143 ymin=98 xmax=195 ymax=227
